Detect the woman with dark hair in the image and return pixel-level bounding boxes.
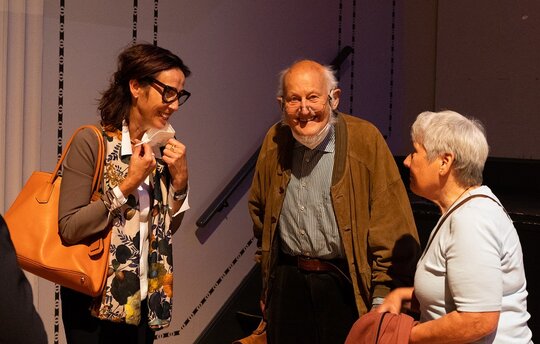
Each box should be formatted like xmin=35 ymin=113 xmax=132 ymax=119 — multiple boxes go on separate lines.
xmin=58 ymin=43 xmax=191 ymax=343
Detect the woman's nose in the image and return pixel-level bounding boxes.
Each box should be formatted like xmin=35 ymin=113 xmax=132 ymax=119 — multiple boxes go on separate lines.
xmin=168 ymin=99 xmax=180 ymax=111
xmin=403 ymin=154 xmax=411 ymax=168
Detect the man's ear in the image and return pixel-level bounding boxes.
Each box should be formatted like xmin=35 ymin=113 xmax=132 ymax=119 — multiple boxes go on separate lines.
xmin=277 ymin=96 xmax=284 ymax=111
xmin=329 ymin=88 xmax=341 ymax=110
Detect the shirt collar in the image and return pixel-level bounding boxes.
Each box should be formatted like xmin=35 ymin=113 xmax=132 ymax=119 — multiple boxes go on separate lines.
xmin=317 ymin=124 xmax=335 ymax=153
xmin=121 ymin=121 xmax=164 ymax=158
xmin=121 ymin=121 xmax=133 ymax=156
xmin=294 ymin=124 xmax=335 ymax=153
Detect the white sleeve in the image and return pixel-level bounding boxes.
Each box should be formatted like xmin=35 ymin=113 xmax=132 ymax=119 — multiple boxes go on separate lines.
xmin=168 ymin=185 xmax=190 ymax=217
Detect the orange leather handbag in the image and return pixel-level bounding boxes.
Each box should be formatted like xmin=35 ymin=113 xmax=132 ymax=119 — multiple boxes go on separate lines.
xmin=5 ymin=125 xmax=111 ymax=297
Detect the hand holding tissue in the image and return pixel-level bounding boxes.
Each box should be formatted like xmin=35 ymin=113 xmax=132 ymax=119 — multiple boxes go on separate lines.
xmin=135 ymin=123 xmax=176 ymax=148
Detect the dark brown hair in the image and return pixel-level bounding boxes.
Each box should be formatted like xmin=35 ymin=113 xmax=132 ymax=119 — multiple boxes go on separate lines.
xmin=98 ymin=43 xmax=191 ymax=130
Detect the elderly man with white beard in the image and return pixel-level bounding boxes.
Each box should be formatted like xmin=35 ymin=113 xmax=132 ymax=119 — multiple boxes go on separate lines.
xmin=248 ymin=59 xmax=420 ymax=344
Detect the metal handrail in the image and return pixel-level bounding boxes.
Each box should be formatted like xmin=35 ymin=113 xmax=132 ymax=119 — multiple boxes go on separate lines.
xmin=196 ymin=46 xmax=354 ymax=227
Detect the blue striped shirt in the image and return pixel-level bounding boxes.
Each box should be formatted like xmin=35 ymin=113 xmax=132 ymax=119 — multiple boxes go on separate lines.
xmin=279 ymin=126 xmax=344 ymax=259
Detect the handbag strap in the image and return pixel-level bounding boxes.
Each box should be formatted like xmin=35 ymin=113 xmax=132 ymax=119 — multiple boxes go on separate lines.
xmin=86 ymin=126 xmax=106 ymax=200
xmin=37 ymin=125 xmax=105 ymax=203
xmin=420 ymin=194 xmax=499 ymax=259
xmin=57 ymin=125 xmax=104 ymax=187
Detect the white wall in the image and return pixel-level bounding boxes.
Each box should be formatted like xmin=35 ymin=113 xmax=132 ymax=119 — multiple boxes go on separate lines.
xmin=39 ymin=1 xmax=343 ymax=343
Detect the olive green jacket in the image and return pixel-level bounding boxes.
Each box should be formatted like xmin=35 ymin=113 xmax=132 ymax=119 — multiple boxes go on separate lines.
xmin=248 ymin=113 xmax=420 ymax=315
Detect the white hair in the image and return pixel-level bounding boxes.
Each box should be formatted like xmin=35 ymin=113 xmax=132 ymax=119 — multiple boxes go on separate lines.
xmin=276 ymin=60 xmax=338 ymax=98
xmin=411 ymin=110 xmax=489 ymax=186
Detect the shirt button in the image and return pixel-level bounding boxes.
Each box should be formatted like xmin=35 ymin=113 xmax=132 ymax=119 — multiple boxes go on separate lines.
xmin=299 ymin=205 xmax=305 ymax=211
xmin=300 ymin=230 xmax=306 ymax=235
xmin=305 ymin=158 xmax=310 ymax=162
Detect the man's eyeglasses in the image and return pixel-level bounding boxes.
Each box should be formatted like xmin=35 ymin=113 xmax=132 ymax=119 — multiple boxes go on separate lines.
xmin=282 ymin=94 xmax=331 ymax=114
xmin=148 ymin=78 xmax=191 ymax=106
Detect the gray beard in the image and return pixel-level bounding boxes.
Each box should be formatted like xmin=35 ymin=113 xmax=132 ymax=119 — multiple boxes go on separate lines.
xmin=286 ymin=113 xmax=336 ymax=149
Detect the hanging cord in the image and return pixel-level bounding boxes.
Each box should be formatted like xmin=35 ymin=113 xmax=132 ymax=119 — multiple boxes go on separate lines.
xmin=153 ymin=0 xmax=159 ymax=45
xmin=349 ymin=0 xmax=357 ymax=114
xmin=337 ymin=0 xmax=343 ymax=80
xmin=54 ymin=1 xmax=66 ymax=342
xmin=386 ymin=0 xmax=396 ymax=139
xmin=132 ymin=0 xmax=138 ymax=44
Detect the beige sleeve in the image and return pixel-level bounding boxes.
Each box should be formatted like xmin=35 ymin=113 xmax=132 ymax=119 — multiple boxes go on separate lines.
xmin=58 ymin=127 xmax=110 ymax=244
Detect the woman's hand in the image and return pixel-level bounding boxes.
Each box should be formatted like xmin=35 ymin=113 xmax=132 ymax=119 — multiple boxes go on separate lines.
xmin=376 ymin=287 xmax=414 ymax=314
xmin=162 ymin=138 xmax=188 ymax=192
xmin=120 ymin=142 xmax=156 ymax=196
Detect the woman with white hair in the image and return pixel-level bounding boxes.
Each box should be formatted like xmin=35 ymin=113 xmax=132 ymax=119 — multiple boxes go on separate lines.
xmin=377 ymin=110 xmax=532 ymax=343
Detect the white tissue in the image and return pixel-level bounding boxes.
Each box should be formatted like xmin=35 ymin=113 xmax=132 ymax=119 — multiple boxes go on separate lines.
xmin=135 ymin=123 xmax=176 ymax=148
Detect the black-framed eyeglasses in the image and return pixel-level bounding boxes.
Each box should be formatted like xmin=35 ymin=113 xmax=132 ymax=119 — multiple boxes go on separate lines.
xmin=148 ymin=78 xmax=191 ymax=106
